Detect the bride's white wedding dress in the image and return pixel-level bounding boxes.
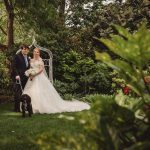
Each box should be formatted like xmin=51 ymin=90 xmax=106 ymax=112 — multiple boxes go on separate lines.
xmin=23 ymin=58 xmax=90 ymax=114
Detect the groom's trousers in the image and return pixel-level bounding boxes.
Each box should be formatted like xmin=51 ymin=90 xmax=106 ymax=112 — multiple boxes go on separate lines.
xmin=13 ymin=82 xmax=22 ymax=112
xmin=13 ymin=78 xmax=27 ymax=112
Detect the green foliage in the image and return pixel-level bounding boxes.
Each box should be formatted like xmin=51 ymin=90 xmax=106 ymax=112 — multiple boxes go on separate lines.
xmin=78 ymin=93 xmax=150 ymax=150
xmin=0 ymin=3 xmax=7 ymax=44
xmin=54 ymin=50 xmax=112 ymax=95
xmin=0 ymin=51 xmax=11 ymax=95
xmin=91 ymin=62 xmax=112 ymax=94
xmin=96 ymin=24 xmax=150 ymax=99
xmin=94 ymin=24 xmax=150 ymax=149
xmin=53 ymin=79 xmax=69 ymax=95
xmin=1 ymin=1 xmax=150 ymax=149
xmin=14 ymin=0 xmax=59 ymax=44
xmin=111 ymin=70 xmax=126 ymax=92
xmin=1 ymin=0 xmax=150 ymax=96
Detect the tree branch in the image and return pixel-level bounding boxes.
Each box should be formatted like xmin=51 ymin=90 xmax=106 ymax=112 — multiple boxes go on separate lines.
xmin=0 ymin=25 xmax=7 ymax=35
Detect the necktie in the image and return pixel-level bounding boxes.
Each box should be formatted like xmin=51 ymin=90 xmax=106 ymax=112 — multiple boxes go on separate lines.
xmin=24 ymin=56 xmax=28 ymax=67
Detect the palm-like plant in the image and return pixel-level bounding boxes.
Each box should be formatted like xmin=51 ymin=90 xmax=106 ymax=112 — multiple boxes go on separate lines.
xmin=94 ymin=24 xmax=150 ymax=149
xmin=95 ymin=24 xmax=150 ymax=104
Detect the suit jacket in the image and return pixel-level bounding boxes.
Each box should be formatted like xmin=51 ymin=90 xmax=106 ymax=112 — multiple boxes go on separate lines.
xmin=11 ymin=52 xmax=30 ymax=85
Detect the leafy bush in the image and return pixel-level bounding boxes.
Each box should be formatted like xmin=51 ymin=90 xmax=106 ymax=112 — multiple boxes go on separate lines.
xmin=96 ymin=24 xmax=150 ymax=99
xmin=110 ymin=70 xmax=126 ymax=92
xmin=94 ymin=24 xmax=150 ymax=149
xmin=54 ymin=50 xmax=112 ymax=95
xmin=90 ymin=63 xmax=112 ymax=94
xmin=53 ymin=79 xmax=70 ymax=96
xmin=0 ymin=51 xmax=11 ymax=95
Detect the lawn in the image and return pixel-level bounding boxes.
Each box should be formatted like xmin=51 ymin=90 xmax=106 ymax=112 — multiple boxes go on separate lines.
xmin=0 ymin=102 xmax=89 ymax=150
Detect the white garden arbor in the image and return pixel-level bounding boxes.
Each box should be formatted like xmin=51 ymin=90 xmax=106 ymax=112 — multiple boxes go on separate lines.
xmin=16 ymin=39 xmax=53 ymax=83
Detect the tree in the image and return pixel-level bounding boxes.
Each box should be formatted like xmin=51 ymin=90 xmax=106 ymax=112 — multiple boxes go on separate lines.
xmin=58 ymin=0 xmax=66 ymax=26
xmin=3 ymin=0 xmax=14 ymax=50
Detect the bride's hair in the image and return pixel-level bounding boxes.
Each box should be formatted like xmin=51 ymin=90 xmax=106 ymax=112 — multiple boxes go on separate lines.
xmin=33 ymin=47 xmax=40 ymax=53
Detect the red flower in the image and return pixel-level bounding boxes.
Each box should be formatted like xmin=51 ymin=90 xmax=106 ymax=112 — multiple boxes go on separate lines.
xmin=122 ymin=86 xmax=130 ymax=95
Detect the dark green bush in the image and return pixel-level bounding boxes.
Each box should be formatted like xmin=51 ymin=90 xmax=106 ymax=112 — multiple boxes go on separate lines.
xmin=54 ymin=50 xmax=112 ymax=95
xmin=0 ymin=51 xmax=11 ymax=95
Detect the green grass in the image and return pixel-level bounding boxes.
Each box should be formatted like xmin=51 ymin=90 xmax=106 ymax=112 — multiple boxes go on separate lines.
xmin=0 ymin=103 xmax=88 ymax=150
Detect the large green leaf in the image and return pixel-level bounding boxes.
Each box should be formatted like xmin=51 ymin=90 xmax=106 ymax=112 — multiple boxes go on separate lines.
xmin=113 ymin=24 xmax=132 ymax=40
xmin=96 ymin=24 xmax=150 ymax=97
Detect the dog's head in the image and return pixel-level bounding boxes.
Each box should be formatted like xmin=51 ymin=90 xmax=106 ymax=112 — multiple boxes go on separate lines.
xmin=20 ymin=94 xmax=31 ymax=103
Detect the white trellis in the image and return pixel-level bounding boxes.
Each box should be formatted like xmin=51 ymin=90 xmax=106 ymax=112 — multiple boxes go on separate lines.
xmin=16 ymin=39 xmax=53 ymax=84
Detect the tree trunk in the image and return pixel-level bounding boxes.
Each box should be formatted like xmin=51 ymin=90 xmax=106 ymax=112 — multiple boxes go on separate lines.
xmin=3 ymin=0 xmax=14 ymax=50
xmin=59 ymin=0 xmax=66 ymax=26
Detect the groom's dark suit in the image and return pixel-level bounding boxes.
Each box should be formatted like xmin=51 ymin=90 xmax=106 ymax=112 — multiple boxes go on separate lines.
xmin=11 ymin=52 xmax=30 ymax=112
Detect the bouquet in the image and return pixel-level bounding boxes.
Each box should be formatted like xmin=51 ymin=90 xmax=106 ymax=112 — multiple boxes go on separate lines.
xmin=25 ymin=68 xmax=38 ymax=77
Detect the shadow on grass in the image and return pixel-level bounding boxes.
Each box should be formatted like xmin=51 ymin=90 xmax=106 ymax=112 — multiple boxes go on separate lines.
xmin=0 ymin=103 xmax=22 ymax=118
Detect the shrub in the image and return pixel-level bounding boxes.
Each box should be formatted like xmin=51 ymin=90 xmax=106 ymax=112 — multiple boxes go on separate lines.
xmin=0 ymin=51 xmax=11 ymax=95
xmin=55 ymin=50 xmax=113 ymax=95
xmin=95 ymin=23 xmax=150 ymax=149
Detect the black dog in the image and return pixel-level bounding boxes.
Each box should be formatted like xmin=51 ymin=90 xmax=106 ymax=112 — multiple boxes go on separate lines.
xmin=20 ymin=94 xmax=33 ymax=117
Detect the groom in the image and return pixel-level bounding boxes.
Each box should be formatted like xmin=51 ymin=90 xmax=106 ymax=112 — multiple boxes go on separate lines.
xmin=11 ymin=44 xmax=30 ymax=112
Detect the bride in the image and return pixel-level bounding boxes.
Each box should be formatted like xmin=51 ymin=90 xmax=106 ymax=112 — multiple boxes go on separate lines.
xmin=23 ymin=48 xmax=90 ymax=114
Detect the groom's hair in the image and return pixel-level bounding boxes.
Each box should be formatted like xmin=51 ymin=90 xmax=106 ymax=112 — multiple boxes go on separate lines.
xmin=20 ymin=44 xmax=29 ymax=50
